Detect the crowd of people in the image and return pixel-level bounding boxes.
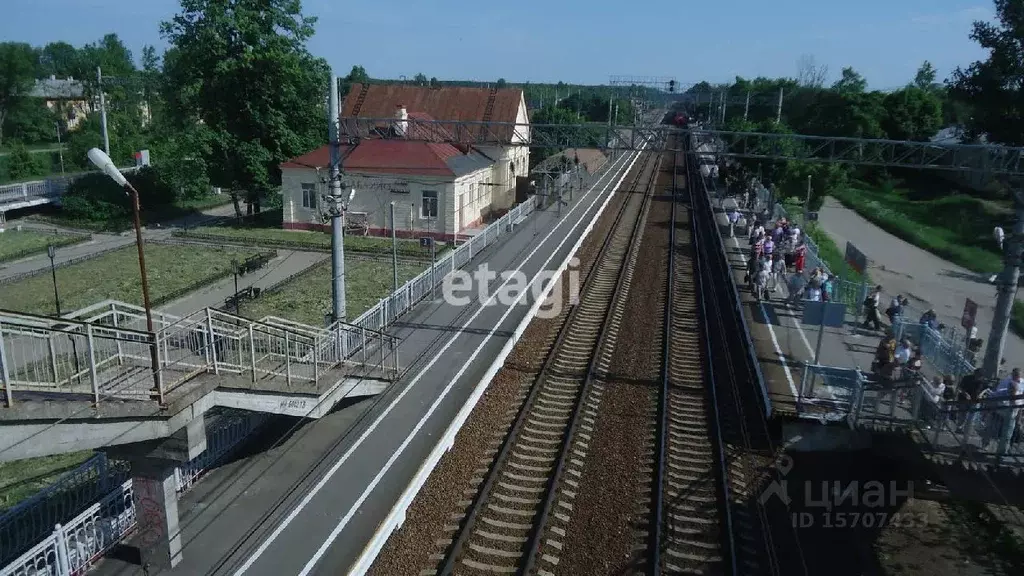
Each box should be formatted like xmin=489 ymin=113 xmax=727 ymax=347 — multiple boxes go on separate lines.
xmin=872 ymin=333 xmax=1024 ymax=453
xmin=719 ymin=169 xmax=1024 ymax=457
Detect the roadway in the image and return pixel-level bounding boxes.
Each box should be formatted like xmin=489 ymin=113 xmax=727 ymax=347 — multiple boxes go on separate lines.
xmin=92 ymin=148 xmax=645 ymax=575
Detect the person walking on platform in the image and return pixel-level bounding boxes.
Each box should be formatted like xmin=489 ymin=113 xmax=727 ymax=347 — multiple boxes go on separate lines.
xmin=862 ymin=285 xmax=883 ymax=331
xmin=727 ymin=207 xmax=740 ymax=238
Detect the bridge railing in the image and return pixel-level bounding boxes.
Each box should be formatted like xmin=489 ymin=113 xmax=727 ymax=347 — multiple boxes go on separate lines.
xmin=0 ymin=309 xmax=158 ymax=406
xmin=1 ymin=301 xmax=398 ymax=407
xmin=0 ymin=166 xmax=141 ymax=210
xmin=796 ymin=363 xmax=1024 ymax=467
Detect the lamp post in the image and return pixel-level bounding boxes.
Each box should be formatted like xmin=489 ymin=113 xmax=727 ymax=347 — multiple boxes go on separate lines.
xmin=87 ymin=147 xmax=161 ymax=395
xmin=47 ymin=245 xmax=61 ymax=316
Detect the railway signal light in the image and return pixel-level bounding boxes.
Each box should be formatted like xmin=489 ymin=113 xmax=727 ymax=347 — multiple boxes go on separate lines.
xmin=668 ymin=80 xmax=676 ymax=93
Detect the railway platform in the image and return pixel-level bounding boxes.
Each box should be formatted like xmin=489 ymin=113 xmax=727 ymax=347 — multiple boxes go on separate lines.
xmin=83 ymin=149 xmax=646 ymax=575
xmin=706 ymin=178 xmax=1024 ymax=475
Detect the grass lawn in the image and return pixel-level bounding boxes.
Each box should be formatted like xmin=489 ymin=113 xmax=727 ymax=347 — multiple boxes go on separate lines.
xmin=0 ymin=229 xmax=87 ymax=263
xmin=0 ymin=243 xmax=262 ymax=314
xmin=0 ymin=451 xmax=94 ymax=512
xmin=831 ymin=183 xmax=1008 ymax=274
xmin=179 ymin=225 xmax=445 ymax=258
xmin=239 ymin=259 xmax=425 ymax=326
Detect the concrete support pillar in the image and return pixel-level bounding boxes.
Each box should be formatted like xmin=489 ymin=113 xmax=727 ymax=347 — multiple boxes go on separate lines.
xmin=106 ymin=414 xmax=207 ymax=571
xmin=131 ymin=457 xmax=183 ymax=570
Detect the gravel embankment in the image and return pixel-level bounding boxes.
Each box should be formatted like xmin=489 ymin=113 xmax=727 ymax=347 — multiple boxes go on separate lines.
xmin=367 ymin=159 xmax=643 ymax=576
xmin=556 ymin=155 xmax=675 ymax=575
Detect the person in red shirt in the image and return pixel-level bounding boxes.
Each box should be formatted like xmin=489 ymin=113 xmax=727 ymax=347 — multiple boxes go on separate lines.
xmin=794 ymin=242 xmax=807 ymax=274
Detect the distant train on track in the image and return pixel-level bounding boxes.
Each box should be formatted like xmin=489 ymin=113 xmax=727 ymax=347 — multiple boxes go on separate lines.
xmin=671 ymin=112 xmax=690 ymax=127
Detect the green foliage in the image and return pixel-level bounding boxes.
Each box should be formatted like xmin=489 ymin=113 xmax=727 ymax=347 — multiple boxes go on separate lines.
xmin=0 ymin=148 xmax=56 ymax=184
xmin=61 ymin=165 xmax=178 ymax=223
xmin=6 ymin=141 xmax=37 ymax=180
xmin=949 ymin=0 xmax=1024 ymax=145
xmin=830 ymin=183 xmax=1006 ymax=273
xmin=0 ymin=42 xmax=41 ymax=148
xmin=882 ymin=87 xmax=943 ymax=141
xmin=161 ymin=0 xmax=331 ymax=212
xmin=1012 ymin=302 xmax=1024 ymax=339
xmin=913 ymin=61 xmax=938 ymax=90
xmin=3 ymin=99 xmax=58 ymax=145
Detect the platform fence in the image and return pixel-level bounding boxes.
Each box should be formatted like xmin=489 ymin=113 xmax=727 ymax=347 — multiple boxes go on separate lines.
xmin=0 ymin=407 xmax=268 ymax=575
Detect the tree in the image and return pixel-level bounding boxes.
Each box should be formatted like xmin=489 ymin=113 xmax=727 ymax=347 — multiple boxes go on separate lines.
xmin=0 ymin=42 xmax=40 ymax=148
xmin=496 ymin=78 xmax=507 ymax=88
xmin=3 ymin=99 xmax=58 ymax=145
xmin=161 ymin=0 xmax=330 ymax=216
xmin=39 ymin=42 xmax=79 ymax=78
xmin=413 ymin=72 xmax=428 ymax=85
xmin=949 ymin=0 xmax=1024 ymax=145
xmin=797 ymin=54 xmax=828 ymax=88
xmin=7 ymin=141 xmax=38 ymax=181
xmin=832 ymin=67 xmax=867 ymax=94
xmin=913 ymin=61 xmax=938 ymax=90
xmin=882 ymin=87 xmax=943 ymax=141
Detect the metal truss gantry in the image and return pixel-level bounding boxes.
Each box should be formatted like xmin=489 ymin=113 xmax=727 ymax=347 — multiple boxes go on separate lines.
xmin=339 ymin=116 xmax=1024 ymax=175
xmin=608 ymin=75 xmax=678 ymax=92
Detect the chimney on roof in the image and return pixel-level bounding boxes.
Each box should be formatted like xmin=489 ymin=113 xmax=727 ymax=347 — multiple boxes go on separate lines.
xmin=394 ymin=104 xmax=408 ymax=137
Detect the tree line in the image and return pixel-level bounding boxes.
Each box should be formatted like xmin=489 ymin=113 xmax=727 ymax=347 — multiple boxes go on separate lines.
xmin=0 ymin=0 xmax=329 ymax=221
xmin=701 ymin=0 xmax=1024 ymax=209
xmin=1 ymin=0 xmax=1020 ymax=221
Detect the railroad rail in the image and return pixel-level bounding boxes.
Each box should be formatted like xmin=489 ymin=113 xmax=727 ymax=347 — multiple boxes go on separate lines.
xmin=643 ymin=140 xmax=731 ymax=573
xmin=429 ymin=150 xmax=661 ymax=575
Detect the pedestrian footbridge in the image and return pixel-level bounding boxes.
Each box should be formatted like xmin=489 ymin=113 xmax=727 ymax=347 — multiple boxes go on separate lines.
xmin=789 ymin=363 xmax=1024 ymax=505
xmin=0 ymin=300 xmax=399 ymax=461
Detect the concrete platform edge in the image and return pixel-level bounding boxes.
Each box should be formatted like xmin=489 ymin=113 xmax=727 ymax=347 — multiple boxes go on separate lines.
xmin=345 ymin=149 xmax=644 ymax=576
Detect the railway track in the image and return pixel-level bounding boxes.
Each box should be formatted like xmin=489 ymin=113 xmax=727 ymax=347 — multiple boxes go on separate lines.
xmin=427 ymin=149 xmax=662 ymax=576
xmin=642 ymin=137 xmax=760 ymax=575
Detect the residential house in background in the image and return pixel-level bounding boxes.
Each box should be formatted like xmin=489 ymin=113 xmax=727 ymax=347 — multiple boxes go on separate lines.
xmin=30 ymin=75 xmax=152 ymax=132
xmin=31 ymin=76 xmax=90 ymax=130
xmin=339 ymin=83 xmax=530 ymax=212
xmin=280 ymin=114 xmax=498 ymax=241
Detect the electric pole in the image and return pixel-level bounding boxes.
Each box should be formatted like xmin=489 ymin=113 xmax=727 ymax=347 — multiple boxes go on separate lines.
xmin=390 ymin=201 xmax=398 ymax=292
xmin=97 ymin=67 xmax=110 ymax=155
xmin=328 ymin=73 xmax=347 ymax=323
xmin=983 ymin=196 xmax=1024 ymax=379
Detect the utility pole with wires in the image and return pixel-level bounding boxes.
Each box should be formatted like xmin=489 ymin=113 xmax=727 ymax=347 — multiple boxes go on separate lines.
xmin=97 ymin=67 xmax=110 ymax=155
xmin=326 ymin=72 xmax=350 ymax=324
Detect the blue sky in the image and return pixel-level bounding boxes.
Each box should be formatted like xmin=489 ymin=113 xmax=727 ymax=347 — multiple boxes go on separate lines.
xmin=0 ymin=0 xmax=994 ymax=89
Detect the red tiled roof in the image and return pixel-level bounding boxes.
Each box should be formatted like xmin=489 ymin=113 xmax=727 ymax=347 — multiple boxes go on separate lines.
xmin=283 ymin=111 xmax=487 ymax=176
xmin=341 ymin=83 xmax=525 ymax=143
xmin=342 ymin=84 xmax=522 ymax=123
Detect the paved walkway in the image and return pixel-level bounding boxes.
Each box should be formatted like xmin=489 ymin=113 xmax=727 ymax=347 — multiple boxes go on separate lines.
xmin=158 ymin=249 xmax=328 ymax=317
xmin=817 ymin=196 xmax=1024 ymax=368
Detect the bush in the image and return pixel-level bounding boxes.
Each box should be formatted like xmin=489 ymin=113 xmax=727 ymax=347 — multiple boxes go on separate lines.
xmin=61 ymin=166 xmax=178 ymax=222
